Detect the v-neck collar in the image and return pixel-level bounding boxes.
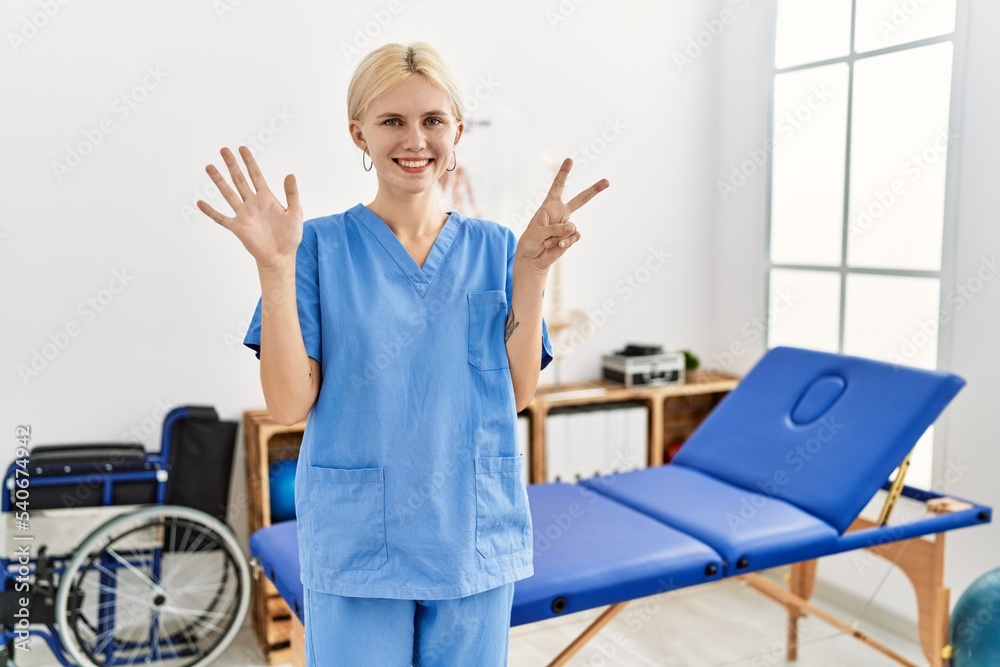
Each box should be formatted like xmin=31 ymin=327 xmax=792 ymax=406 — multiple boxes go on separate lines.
xmin=350 ymin=203 xmax=461 ymax=299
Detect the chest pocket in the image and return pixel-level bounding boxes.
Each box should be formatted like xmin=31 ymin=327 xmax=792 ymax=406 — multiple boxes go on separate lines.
xmin=468 ymin=290 xmax=510 ymax=371
xmin=305 ymin=465 xmax=387 ymax=571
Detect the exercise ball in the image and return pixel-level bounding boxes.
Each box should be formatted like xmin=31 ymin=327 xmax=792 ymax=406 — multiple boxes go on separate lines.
xmin=951 ymin=567 xmax=1000 ymax=666
xmin=268 ymin=458 xmax=297 ymax=523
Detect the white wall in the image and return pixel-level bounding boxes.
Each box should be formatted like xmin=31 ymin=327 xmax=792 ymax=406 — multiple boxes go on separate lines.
xmin=937 ymin=0 xmax=1000 ymax=610
xmin=1 ymin=0 xmax=718 ymax=547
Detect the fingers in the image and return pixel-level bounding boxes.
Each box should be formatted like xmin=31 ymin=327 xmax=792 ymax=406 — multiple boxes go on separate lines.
xmin=566 ymin=178 xmax=610 ymax=213
xmin=220 ymin=147 xmax=255 ymax=200
xmin=545 ymin=230 xmax=581 ymax=250
xmin=543 ymin=222 xmax=576 ymax=239
xmin=546 ymin=158 xmax=573 ymax=201
xmin=283 ymin=173 xmax=300 ymax=213
xmin=542 ymin=222 xmax=577 ymax=248
xmin=239 ymin=145 xmax=271 ymax=195
xmin=205 ymin=163 xmax=244 ymax=212
xmin=196 ymin=199 xmax=233 ymax=229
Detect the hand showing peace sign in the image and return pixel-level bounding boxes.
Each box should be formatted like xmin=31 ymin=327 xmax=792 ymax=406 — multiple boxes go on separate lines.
xmin=516 ymin=158 xmax=609 ymax=273
xmin=197 ymin=146 xmax=303 ymax=271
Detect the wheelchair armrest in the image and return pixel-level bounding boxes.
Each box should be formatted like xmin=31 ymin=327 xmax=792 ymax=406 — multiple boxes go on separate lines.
xmin=28 ymin=443 xmax=147 ymax=469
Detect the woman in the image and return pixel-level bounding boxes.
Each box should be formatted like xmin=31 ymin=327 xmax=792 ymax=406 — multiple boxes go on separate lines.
xmin=198 ymin=42 xmax=608 ymax=666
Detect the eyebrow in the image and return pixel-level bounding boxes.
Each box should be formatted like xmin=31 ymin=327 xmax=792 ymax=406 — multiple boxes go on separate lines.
xmin=374 ymin=110 xmax=450 ymax=119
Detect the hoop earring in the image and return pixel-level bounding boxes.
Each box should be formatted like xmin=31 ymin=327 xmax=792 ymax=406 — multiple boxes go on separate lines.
xmin=363 ymin=149 xmax=373 ymax=172
xmin=446 ymin=150 xmax=457 ymax=172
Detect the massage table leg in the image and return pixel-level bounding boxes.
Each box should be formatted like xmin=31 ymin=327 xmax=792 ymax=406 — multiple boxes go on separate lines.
xmin=751 ymin=522 xmax=954 ymax=667
xmin=785 ymin=559 xmax=818 ymax=661
xmin=850 ymin=518 xmax=952 ymax=667
xmin=546 ymin=602 xmax=630 ymax=667
xmin=291 ymin=613 xmax=305 ymax=667
xmin=745 ymin=573 xmax=919 ymax=666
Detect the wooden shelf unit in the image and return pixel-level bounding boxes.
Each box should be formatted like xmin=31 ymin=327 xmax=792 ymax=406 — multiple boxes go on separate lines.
xmin=521 ymin=369 xmax=741 ymax=484
xmin=244 ymin=409 xmax=307 ymax=665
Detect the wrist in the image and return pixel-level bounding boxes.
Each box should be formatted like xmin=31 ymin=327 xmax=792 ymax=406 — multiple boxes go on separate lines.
xmin=256 ymin=255 xmax=296 ymax=274
xmin=513 ymin=256 xmax=549 ymax=281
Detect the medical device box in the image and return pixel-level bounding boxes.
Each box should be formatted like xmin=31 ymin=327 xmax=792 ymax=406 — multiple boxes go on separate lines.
xmin=601 ymin=349 xmax=686 ymax=387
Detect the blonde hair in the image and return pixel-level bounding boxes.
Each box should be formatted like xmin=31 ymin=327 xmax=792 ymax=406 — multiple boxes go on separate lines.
xmin=347 ymin=42 xmax=464 ymax=125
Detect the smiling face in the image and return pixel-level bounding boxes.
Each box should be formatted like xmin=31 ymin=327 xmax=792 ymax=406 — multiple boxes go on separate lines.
xmin=351 ymin=74 xmax=463 ymax=198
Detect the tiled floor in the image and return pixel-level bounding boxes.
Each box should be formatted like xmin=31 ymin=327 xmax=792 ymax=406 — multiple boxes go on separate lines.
xmin=507 ymin=577 xmax=924 ymax=666
xmin=14 ymin=573 xmax=924 ymax=666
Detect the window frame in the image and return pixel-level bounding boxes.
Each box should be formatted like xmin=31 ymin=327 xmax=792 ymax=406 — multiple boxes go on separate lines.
xmin=763 ymin=0 xmax=970 ymax=486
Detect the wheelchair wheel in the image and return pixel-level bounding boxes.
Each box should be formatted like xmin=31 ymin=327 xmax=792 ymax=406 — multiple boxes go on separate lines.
xmin=54 ymin=505 xmax=250 ymax=667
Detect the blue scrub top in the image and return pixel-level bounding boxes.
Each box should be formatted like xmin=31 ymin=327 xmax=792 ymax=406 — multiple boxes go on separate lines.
xmin=244 ymin=203 xmax=553 ymax=599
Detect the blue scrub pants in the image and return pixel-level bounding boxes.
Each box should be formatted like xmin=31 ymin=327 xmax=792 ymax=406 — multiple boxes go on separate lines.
xmin=304 ymin=583 xmax=516 ymax=666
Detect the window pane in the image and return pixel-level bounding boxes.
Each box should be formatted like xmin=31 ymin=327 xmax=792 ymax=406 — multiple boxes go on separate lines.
xmin=767 ymin=269 xmax=840 ymax=351
xmin=843 ymin=274 xmax=941 ymax=489
xmin=770 ymin=64 xmax=849 ymax=266
xmin=843 ymin=273 xmax=940 ymax=370
xmin=847 ymin=43 xmax=953 ymax=271
xmin=855 ymin=0 xmax=956 ymax=53
xmin=904 ymin=427 xmax=934 ymax=491
xmin=775 ymin=0 xmax=852 ymax=69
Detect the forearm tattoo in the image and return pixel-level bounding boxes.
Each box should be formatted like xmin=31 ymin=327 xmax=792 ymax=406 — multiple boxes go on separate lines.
xmin=505 ymin=308 xmax=519 ymax=342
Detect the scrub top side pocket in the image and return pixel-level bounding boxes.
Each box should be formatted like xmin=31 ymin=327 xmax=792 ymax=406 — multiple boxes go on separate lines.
xmin=468 ymin=290 xmax=510 ymax=372
xmin=474 ymin=454 xmax=531 ymax=558
xmin=305 ymin=465 xmax=387 ymax=571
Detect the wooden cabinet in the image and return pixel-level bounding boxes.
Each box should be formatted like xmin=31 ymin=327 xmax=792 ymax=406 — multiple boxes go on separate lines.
xmin=242 ymin=369 xmax=739 ymax=661
xmin=520 ymin=369 xmax=740 ymax=484
xmin=243 ymin=409 xmax=307 ymax=665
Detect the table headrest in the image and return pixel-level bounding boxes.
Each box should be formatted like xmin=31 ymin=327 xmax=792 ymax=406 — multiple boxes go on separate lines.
xmin=671 ymin=346 xmax=965 ymax=533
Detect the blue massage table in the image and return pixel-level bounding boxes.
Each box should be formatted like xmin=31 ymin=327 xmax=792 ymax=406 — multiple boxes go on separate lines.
xmin=248 ymin=346 xmax=992 ymax=666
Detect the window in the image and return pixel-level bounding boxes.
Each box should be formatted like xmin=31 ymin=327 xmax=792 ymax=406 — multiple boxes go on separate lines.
xmin=766 ymin=0 xmax=962 ymax=487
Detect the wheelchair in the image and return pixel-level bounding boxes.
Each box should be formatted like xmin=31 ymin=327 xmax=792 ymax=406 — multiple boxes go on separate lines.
xmin=0 ymin=406 xmax=251 ymax=666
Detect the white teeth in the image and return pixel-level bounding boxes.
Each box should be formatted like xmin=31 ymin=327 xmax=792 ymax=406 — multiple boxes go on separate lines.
xmin=397 ymin=159 xmax=430 ymax=168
